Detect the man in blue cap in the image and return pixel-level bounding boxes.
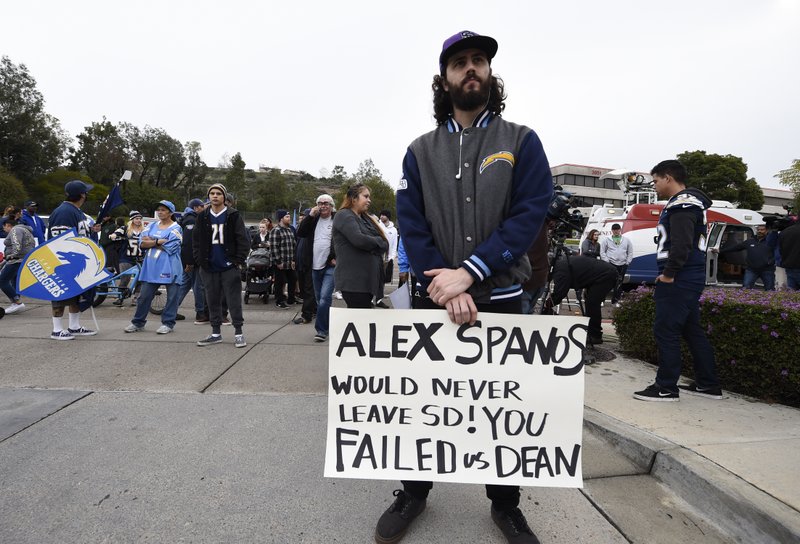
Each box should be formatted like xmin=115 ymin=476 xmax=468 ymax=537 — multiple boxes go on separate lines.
xmin=381 ymin=31 xmax=553 ymax=544
xmin=46 ymin=180 xmax=97 ymax=340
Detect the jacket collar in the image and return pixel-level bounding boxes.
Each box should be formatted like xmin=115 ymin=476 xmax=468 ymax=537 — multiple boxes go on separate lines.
xmin=446 ymin=108 xmax=494 ymax=133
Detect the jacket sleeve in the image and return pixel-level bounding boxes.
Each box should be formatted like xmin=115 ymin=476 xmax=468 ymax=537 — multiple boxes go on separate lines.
xmin=6 ymin=229 xmax=22 ymax=259
xmin=296 ymin=215 xmax=315 ymax=238
xmin=192 ymin=216 xmax=201 ymax=265
xmin=396 ymin=148 xmax=450 ymax=280
xmin=625 ymin=238 xmax=633 ymax=265
xmin=662 ymin=211 xmax=696 ymax=278
xmin=233 ymin=216 xmax=250 ymax=264
xmin=462 ymin=130 xmax=553 ymax=283
xmin=268 ymin=229 xmax=282 ymax=263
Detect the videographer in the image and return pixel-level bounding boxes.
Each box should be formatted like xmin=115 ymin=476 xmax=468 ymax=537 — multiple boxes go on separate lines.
xmin=547 ymin=251 xmax=617 ymax=345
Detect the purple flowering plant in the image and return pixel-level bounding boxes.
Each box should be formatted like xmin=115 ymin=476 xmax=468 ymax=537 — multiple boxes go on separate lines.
xmin=613 ymin=286 xmax=800 ymax=407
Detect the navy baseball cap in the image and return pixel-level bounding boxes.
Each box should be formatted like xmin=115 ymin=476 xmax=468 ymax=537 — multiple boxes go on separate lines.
xmin=188 ymin=198 xmax=204 ymax=208
xmin=439 ymin=31 xmax=498 ymax=74
xmin=65 ymin=180 xmax=94 ymax=197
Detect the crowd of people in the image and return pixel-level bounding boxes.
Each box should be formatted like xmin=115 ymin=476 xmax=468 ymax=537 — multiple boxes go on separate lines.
xmin=3 ymin=28 xmax=800 ymax=544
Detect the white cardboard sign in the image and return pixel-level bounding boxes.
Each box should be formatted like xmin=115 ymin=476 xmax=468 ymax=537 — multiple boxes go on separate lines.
xmin=324 ymin=308 xmax=588 ymax=488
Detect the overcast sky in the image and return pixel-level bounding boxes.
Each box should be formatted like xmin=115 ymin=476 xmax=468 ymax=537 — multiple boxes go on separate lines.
xmin=4 ymin=0 xmax=798 ymax=191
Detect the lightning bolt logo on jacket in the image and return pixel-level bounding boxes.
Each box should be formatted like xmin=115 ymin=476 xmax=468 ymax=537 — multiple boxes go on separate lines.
xmin=479 ymin=151 xmax=515 ymax=174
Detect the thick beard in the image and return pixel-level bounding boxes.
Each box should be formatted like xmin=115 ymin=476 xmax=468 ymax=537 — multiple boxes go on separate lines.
xmin=449 ymin=76 xmax=491 ymax=111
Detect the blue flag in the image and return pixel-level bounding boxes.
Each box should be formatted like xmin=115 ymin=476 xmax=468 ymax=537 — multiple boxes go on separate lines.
xmin=97 ymin=182 xmax=124 ymax=222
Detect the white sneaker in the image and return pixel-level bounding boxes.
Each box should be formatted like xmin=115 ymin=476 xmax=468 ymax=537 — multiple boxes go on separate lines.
xmin=234 ymin=334 xmax=247 ymax=348
xmin=156 ymin=325 xmax=173 ymax=334
xmin=124 ymin=323 xmax=144 ymax=333
xmin=333 ymin=291 xmax=343 ymax=300
xmin=5 ymin=302 xmax=25 ymax=314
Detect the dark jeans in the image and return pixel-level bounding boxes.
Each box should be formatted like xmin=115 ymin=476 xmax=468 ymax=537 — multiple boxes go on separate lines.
xmin=177 ymin=266 xmax=206 ymax=314
xmin=131 ymin=281 xmax=181 ymax=328
xmin=274 ymin=267 xmax=297 ymax=305
xmin=402 ymin=295 xmax=522 ymax=511
xmin=0 ymin=262 xmax=21 ymax=303
xmin=584 ymin=274 xmax=617 ymax=338
xmin=786 ymin=268 xmax=800 ymax=290
xmin=297 ymin=267 xmax=316 ymax=319
xmin=743 ymin=268 xmax=775 ymax=291
xmin=611 ymin=264 xmax=627 ymax=303
xmin=200 ymin=267 xmax=243 ymax=334
xmin=653 ymin=282 xmax=718 ymax=393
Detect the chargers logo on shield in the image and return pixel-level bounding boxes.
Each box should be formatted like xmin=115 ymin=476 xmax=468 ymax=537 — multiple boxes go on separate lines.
xmin=16 ymin=230 xmax=113 ymax=301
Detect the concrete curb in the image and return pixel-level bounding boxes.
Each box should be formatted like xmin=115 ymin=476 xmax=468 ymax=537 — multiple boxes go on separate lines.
xmin=584 ymin=408 xmax=800 ymax=543
xmin=583 ymin=408 xmax=676 ymax=472
xmin=654 ymin=449 xmax=800 ymax=544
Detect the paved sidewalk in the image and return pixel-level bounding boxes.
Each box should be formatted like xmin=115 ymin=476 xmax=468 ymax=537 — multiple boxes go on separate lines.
xmin=0 ymin=298 xmax=797 ymax=543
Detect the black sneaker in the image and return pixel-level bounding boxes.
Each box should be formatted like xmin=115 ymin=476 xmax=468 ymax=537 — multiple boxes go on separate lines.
xmin=491 ymin=506 xmax=540 ymax=544
xmin=194 ymin=313 xmax=209 ymax=325
xmin=176 ymin=313 xmax=186 ymax=321
xmin=276 ymin=302 xmax=288 ymax=309
xmin=375 ymin=490 xmax=426 ymax=544
xmin=112 ymin=299 xmax=124 ymax=307
xmin=633 ymin=383 xmax=679 ymax=402
xmin=293 ymin=316 xmax=311 ymax=324
xmin=678 ymin=382 xmax=723 ymax=400
xmin=197 ymin=334 xmax=223 ymax=347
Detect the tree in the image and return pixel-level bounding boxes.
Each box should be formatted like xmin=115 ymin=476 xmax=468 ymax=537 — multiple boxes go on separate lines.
xmin=30 ymin=169 xmax=103 ymax=214
xmin=176 ymin=141 xmax=208 ymax=202
xmin=255 ymin=168 xmax=289 ymax=215
xmin=68 ymin=117 xmax=130 ymax=185
xmin=123 ymin=124 xmax=185 ymax=189
xmin=677 ymin=150 xmax=764 ymax=210
xmin=0 ymin=56 xmax=70 ymax=184
xmin=224 ymin=152 xmax=246 ymax=198
xmin=0 ymin=167 xmax=28 ymax=207
xmin=776 ymin=159 xmax=800 ymax=212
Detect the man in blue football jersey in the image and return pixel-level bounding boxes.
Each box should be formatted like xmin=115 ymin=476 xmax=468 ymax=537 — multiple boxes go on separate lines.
xmin=192 ymin=183 xmax=249 ymax=348
xmin=634 ymin=160 xmax=722 ymax=401
xmin=46 ymin=181 xmax=98 ymax=340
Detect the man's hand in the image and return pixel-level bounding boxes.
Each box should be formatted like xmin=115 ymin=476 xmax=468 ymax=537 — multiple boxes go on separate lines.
xmin=444 ymin=292 xmax=478 ymax=325
xmin=656 ymin=274 xmax=674 ymax=283
xmin=424 ymin=267 xmax=474 ymax=306
xmin=310 ymin=206 xmax=319 ymax=217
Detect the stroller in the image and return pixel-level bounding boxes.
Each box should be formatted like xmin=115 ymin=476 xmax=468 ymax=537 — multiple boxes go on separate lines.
xmin=244 ymin=248 xmax=274 ymax=304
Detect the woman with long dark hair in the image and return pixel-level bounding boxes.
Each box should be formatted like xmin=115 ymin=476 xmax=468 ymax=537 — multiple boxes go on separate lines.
xmin=580 ymin=229 xmax=601 ymax=259
xmin=332 ymin=183 xmax=389 ymax=309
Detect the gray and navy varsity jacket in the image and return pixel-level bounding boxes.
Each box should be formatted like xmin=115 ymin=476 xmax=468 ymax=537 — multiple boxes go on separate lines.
xmin=397 ymin=110 xmax=553 ymax=304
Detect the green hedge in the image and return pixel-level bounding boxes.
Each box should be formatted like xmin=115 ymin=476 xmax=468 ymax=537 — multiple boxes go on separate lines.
xmin=613 ymin=286 xmax=800 ymax=407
